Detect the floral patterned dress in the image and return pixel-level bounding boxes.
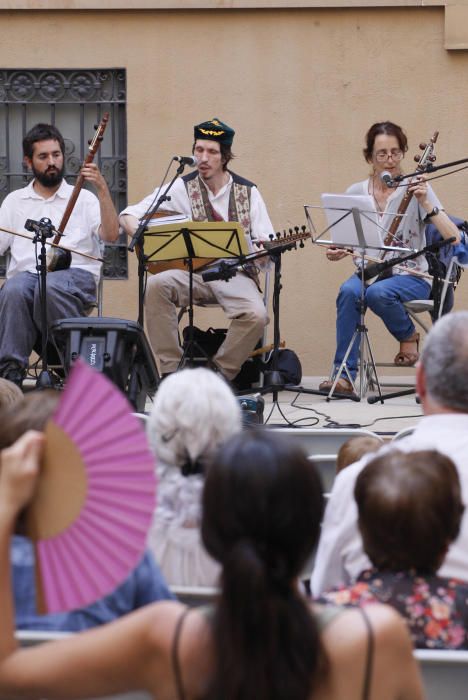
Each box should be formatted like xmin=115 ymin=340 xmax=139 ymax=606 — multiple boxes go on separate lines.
xmin=318 ymin=568 xmax=468 ymax=649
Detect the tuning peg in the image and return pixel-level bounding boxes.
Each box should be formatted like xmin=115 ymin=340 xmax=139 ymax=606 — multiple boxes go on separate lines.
xmin=414 ymin=155 xmax=421 ymax=163
xmin=94 ymin=123 xmax=99 ymax=129
xmin=419 ymin=143 xmax=427 ymax=150
xmin=269 ymin=233 xmax=275 ymax=241
xmin=276 ymin=232 xmax=281 ymax=240
xmin=88 ymin=139 xmax=92 ymax=146
xmin=429 ymin=155 xmax=436 ymax=162
xmin=294 ymin=226 xmax=299 ymax=235
xmin=299 ymin=240 xmax=305 ymax=248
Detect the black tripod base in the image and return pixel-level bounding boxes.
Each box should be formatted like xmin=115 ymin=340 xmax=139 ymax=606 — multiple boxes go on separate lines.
xmin=292 ymin=385 xmax=361 ymax=402
xmin=261 ymin=369 xmax=286 ymax=389
xmin=368 ymin=388 xmax=418 ymax=404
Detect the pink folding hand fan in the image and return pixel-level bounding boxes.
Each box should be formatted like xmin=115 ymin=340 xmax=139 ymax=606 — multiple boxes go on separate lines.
xmin=25 ymin=359 xmax=157 ymax=614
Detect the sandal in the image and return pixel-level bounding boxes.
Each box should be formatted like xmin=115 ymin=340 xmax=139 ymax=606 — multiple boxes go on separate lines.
xmin=319 ymin=377 xmax=354 ymax=394
xmin=394 ymin=332 xmax=420 ymax=367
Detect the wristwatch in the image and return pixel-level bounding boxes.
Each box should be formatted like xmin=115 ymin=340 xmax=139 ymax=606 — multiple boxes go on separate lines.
xmin=425 ymin=206 xmax=440 ymax=220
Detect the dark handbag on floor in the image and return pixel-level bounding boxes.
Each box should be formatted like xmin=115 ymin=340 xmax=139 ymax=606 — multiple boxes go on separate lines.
xmin=265 ymin=348 xmax=302 ymax=385
xmin=182 ymin=326 xmax=226 ymax=357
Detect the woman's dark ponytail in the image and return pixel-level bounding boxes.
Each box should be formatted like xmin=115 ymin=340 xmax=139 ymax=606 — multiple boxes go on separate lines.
xmin=202 ymin=431 xmax=327 ymax=700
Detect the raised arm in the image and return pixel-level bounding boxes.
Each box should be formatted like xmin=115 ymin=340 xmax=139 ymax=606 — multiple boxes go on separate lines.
xmin=0 ymin=431 xmax=185 ymax=699
xmin=81 ymin=163 xmax=119 ymax=242
xmin=409 ymin=176 xmax=461 ymax=244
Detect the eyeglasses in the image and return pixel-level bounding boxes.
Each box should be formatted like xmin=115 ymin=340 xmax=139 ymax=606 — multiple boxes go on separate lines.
xmin=374 ymin=149 xmax=404 ymax=162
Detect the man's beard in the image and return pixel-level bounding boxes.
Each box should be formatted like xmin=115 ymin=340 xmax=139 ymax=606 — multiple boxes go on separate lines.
xmin=32 ymin=163 xmax=65 ymax=188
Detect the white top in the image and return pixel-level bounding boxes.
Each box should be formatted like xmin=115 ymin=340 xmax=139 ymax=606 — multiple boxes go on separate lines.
xmin=0 ymin=180 xmax=102 ymax=283
xmin=121 ymin=173 xmax=274 ymax=243
xmin=346 ymin=178 xmax=441 ymax=276
xmin=146 ymin=463 xmax=219 ymax=587
xmin=311 ymin=414 xmax=468 ymax=596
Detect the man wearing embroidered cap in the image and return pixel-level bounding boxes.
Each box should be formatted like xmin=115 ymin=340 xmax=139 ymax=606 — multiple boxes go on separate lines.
xmin=120 ymin=117 xmax=274 ymax=382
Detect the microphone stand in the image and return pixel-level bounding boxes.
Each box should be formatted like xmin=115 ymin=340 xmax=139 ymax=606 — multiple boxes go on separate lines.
xmin=25 ymin=217 xmax=57 ymax=389
xmin=203 ymin=238 xmax=307 ymax=424
xmin=363 ymin=236 xmax=456 ymax=282
xmin=391 ymin=156 xmax=468 ymax=184
xmin=127 ymin=160 xmax=189 ymax=326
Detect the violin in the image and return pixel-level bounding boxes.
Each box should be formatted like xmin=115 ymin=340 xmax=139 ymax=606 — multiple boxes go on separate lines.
xmin=47 ymin=113 xmax=109 ymax=272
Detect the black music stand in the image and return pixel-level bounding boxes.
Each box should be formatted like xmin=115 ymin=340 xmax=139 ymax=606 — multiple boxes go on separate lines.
xmin=143 ymin=221 xmax=250 ymax=369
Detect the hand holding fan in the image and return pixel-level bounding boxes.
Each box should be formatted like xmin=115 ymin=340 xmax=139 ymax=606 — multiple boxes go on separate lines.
xmin=25 ymin=359 xmax=156 ymax=614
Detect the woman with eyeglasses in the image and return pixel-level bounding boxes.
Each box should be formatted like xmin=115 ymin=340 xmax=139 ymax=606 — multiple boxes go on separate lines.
xmin=319 ymin=121 xmax=460 ymax=396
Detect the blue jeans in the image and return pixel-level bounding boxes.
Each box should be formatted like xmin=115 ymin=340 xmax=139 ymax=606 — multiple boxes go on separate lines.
xmin=0 ymin=269 xmax=96 ymax=374
xmin=333 ymin=273 xmax=431 ymax=380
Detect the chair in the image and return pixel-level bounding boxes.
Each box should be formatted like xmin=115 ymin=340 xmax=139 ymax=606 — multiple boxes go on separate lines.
xmin=373 ymin=223 xmax=465 ymax=392
xmin=178 ymin=269 xmax=271 ymax=386
xmin=392 ymin=426 xmax=416 ymax=441
xmin=403 ymin=256 xmax=461 ymax=334
xmin=270 ymin=427 xmax=384 ymax=493
xmin=131 ymin=411 xmax=149 ymax=425
xmin=269 ymin=427 xmax=383 ymax=455
xmin=402 ymin=218 xmax=466 ymax=334
xmin=169 ymin=585 xmax=218 ymax=607
xmin=28 ymin=265 xmax=104 ymax=381
xmin=414 ymin=649 xmax=468 ymax=700
xmin=86 ymin=265 xmax=104 ymax=317
xmin=16 ymin=630 xmax=152 ymax=699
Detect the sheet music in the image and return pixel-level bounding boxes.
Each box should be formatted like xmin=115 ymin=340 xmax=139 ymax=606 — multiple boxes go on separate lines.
xmin=321 ymin=193 xmax=382 ymax=253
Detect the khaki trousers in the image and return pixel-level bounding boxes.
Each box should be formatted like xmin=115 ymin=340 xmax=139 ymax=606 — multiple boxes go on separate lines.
xmin=145 ymin=269 xmax=268 ymax=380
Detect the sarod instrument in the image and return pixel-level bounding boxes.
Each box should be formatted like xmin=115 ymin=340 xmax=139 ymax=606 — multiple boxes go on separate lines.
xmin=47 ymin=113 xmax=109 ymax=272
xmin=365 ymin=131 xmax=438 ymax=284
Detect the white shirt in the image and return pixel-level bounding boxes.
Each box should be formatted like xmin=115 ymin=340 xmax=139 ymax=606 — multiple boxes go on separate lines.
xmin=146 ymin=462 xmax=219 ymax=587
xmin=121 ymin=173 xmax=274 ymax=243
xmin=311 ymin=414 xmax=468 ymax=596
xmin=0 ymin=180 xmax=102 ymax=283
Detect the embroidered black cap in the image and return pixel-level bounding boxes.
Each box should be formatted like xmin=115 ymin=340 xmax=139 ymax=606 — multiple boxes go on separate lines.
xmin=193 ymin=118 xmax=235 ymax=146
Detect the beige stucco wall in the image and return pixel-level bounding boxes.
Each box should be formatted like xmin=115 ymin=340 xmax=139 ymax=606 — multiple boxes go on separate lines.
xmin=1 ymin=5 xmax=467 ymax=375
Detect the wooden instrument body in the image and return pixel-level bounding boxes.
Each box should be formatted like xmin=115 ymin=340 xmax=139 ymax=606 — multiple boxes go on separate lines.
xmin=142 ymin=227 xmax=311 ymax=276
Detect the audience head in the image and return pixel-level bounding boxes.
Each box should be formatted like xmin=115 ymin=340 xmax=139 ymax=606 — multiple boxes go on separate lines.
xmin=418 ymin=311 xmax=468 ymax=412
xmin=202 ymin=429 xmax=324 ymax=583
xmin=146 ymin=368 xmax=242 ymax=476
xmin=355 ymin=449 xmax=464 ymax=574
xmin=0 ymin=378 xmax=23 ymax=410
xmin=201 ymin=430 xmax=326 ymax=700
xmin=0 ymin=389 xmax=60 ymax=452
xmin=336 ymin=435 xmax=382 ymax=473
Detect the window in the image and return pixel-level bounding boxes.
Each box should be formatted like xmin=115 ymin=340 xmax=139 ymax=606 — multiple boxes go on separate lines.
xmin=0 ymin=68 xmax=127 ymax=279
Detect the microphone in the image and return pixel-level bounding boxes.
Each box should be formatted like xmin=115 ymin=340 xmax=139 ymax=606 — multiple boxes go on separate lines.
xmin=202 ymin=261 xmax=239 ymax=282
xmin=380 ymin=171 xmax=394 ymax=188
xmin=173 ymin=155 xmax=199 ymax=167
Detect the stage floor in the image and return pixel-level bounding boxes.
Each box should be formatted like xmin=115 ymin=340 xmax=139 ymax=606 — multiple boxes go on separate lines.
xmin=244 ymin=374 xmax=423 ymax=437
